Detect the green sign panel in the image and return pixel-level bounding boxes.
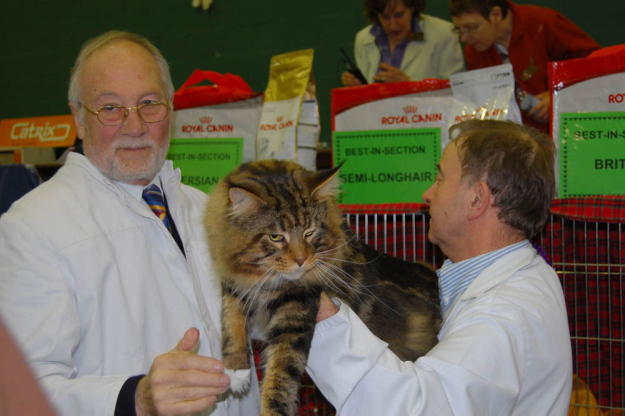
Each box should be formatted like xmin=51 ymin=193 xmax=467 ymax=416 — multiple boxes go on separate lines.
xmin=333 ymin=128 xmax=440 ymax=204
xmin=559 ymin=112 xmax=625 ymax=198
xmin=167 ymin=138 xmax=243 ymax=194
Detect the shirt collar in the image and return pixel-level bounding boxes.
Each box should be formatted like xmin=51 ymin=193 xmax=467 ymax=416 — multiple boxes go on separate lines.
xmin=66 ymin=152 xmax=170 ymax=203
xmin=495 ymin=43 xmax=510 ymax=62
xmin=118 ymin=177 xmax=162 ymax=202
xmin=437 ymin=240 xmax=529 ymax=317
xmin=369 ymin=16 xmax=424 ymax=44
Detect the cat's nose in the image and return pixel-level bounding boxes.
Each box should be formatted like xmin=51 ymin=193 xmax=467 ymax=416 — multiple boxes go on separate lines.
xmin=295 ymin=257 xmax=306 ymax=267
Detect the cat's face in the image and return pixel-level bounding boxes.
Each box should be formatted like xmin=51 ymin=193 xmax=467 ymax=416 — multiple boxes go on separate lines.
xmin=217 ymin=160 xmax=345 ymax=289
xmin=241 ymin=207 xmax=330 ymax=280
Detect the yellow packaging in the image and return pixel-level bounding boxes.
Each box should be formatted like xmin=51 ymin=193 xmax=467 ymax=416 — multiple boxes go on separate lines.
xmin=256 ymin=49 xmax=319 ymax=169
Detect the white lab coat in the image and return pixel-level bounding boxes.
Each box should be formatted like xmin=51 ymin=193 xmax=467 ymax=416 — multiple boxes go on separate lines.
xmin=0 ymin=152 xmax=260 ymax=415
xmin=354 ymin=14 xmax=465 ymax=84
xmin=307 ymin=245 xmax=572 ymax=415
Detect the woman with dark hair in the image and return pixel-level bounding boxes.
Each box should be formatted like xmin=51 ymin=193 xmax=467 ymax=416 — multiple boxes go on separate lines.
xmin=341 ymin=0 xmax=465 ymax=86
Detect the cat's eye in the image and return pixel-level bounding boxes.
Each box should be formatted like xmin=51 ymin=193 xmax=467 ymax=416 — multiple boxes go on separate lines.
xmin=304 ymin=230 xmax=314 ymax=238
xmin=269 ymin=234 xmax=284 ymax=242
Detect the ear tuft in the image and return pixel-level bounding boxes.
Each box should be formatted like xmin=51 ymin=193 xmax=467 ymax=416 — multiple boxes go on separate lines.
xmin=310 ymin=164 xmax=342 ymax=200
xmin=228 ymin=187 xmax=265 ymax=216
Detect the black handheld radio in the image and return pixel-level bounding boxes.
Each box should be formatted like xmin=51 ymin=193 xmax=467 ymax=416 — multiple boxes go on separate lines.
xmin=340 ymin=47 xmax=368 ymax=85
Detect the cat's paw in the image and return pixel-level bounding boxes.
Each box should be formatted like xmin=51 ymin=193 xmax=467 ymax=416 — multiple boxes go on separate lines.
xmin=224 ymin=368 xmax=251 ymax=393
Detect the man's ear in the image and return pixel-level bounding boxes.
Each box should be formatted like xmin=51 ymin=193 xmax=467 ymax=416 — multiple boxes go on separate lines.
xmin=467 ymin=181 xmax=492 ymax=220
xmin=489 ymin=6 xmax=503 ymax=22
xmin=69 ymin=101 xmax=87 ymax=140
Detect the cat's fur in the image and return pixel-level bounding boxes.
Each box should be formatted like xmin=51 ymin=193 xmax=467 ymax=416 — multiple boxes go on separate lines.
xmin=204 ymin=160 xmax=441 ymax=416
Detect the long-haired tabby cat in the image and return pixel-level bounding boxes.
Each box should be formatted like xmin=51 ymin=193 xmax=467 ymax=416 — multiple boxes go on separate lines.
xmin=204 ymin=160 xmax=441 ymax=416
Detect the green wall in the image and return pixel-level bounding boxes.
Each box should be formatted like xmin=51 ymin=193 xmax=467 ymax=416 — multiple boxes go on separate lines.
xmin=0 ymin=1 xmax=621 ymax=145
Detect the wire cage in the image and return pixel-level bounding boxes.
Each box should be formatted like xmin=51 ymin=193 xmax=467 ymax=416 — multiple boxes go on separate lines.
xmin=290 ymin=206 xmax=624 ymax=416
xmin=543 ymin=214 xmax=625 ymax=415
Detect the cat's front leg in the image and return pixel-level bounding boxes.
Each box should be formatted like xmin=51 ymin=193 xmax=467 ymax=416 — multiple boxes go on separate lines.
xmin=221 ymin=284 xmax=251 ymax=392
xmin=260 ymin=291 xmax=320 ymax=416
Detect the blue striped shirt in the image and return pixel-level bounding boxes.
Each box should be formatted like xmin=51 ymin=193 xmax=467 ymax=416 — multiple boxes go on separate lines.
xmin=437 ymin=240 xmax=530 ymax=317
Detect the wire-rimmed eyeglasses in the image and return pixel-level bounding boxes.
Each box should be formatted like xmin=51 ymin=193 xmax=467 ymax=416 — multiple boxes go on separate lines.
xmin=80 ymin=101 xmax=170 ymax=126
xmin=452 ymin=20 xmax=486 ymax=37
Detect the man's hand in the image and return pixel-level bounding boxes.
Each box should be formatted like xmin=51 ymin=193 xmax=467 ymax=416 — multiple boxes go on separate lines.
xmin=527 ymin=91 xmax=550 ymax=124
xmin=374 ymin=62 xmax=410 ymax=83
xmin=317 ymin=292 xmax=339 ymax=322
xmin=341 ymin=71 xmax=363 ymax=87
xmin=135 ymin=328 xmax=230 ymax=416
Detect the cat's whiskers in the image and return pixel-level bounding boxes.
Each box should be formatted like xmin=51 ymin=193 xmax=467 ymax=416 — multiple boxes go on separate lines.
xmin=310 ymin=266 xmax=361 ymax=304
xmin=315 ymin=235 xmax=359 ymax=255
xmin=316 ymin=263 xmax=380 ymax=303
xmin=314 ymin=261 xmax=365 ymax=292
xmin=241 ymin=269 xmax=276 ymax=312
xmin=237 ymin=275 xmax=267 ymax=299
xmin=317 ymin=253 xmax=373 ymax=266
xmin=315 ymin=259 xmax=398 ymax=313
xmin=256 ymin=269 xmax=290 ymax=309
xmin=267 ymin=272 xmax=286 ymax=297
xmin=245 ymin=259 xmax=274 ymax=265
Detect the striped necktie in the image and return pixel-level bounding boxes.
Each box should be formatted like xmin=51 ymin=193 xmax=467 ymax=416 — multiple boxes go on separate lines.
xmin=142 ymin=184 xmax=172 ymax=232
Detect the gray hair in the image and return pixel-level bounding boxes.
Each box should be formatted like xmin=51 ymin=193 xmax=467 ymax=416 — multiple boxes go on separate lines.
xmin=449 ymin=119 xmax=555 ymax=239
xmin=67 ymin=30 xmax=174 ymax=107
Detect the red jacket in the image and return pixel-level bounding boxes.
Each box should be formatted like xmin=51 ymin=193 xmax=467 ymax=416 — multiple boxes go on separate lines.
xmin=464 ymin=1 xmax=599 ymax=133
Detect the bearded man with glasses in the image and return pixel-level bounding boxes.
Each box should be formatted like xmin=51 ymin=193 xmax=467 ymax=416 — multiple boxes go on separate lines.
xmin=0 ymin=31 xmax=260 ymax=416
xmin=449 ymin=0 xmax=599 ymax=134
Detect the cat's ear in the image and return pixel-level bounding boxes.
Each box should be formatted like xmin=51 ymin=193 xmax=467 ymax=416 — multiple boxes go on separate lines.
xmin=228 ymin=187 xmax=265 ymax=216
xmin=310 ymin=164 xmax=343 ymax=200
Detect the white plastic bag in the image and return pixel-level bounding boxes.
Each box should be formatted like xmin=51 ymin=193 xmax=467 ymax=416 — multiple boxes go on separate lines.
xmin=449 ymin=64 xmax=522 ymax=130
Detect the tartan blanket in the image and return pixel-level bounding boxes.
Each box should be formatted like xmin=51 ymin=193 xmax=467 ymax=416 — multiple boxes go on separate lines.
xmin=340 ymin=196 xmax=625 ymax=222
xmin=551 ymin=196 xmax=625 ymax=223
